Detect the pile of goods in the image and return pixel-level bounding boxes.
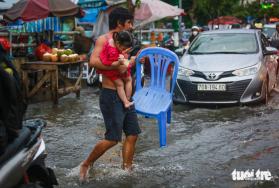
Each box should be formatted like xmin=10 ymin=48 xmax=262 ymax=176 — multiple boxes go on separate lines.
xmin=42 ymin=48 xmax=80 ymax=62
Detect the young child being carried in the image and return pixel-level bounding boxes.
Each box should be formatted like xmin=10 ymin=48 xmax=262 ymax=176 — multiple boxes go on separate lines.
xmin=99 ymin=30 xmax=135 ymax=108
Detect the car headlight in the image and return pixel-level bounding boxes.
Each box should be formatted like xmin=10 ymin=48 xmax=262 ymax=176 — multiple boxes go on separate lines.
xmin=232 ymin=64 xmax=260 ymax=76
xmin=178 ymin=67 xmax=195 ymax=76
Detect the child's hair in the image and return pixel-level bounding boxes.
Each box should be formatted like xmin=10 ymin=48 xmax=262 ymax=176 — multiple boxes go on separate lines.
xmin=112 ymin=31 xmax=133 ymax=48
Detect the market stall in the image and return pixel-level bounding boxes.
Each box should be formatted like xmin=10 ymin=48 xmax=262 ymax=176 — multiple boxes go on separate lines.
xmin=21 ymin=60 xmax=84 ymax=105
xmin=2 ymin=0 xmax=86 ymax=105
xmin=134 ymin=0 xmax=184 ymax=48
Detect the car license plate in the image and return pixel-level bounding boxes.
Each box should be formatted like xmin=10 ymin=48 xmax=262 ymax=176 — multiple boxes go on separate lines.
xmin=197 ymin=83 xmax=226 ymax=91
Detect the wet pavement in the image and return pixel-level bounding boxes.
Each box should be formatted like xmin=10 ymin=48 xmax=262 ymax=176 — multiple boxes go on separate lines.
xmin=25 ymin=87 xmax=279 ymax=188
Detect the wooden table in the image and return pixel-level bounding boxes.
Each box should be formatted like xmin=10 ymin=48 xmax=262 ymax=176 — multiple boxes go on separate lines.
xmin=21 ymin=61 xmax=84 ymax=105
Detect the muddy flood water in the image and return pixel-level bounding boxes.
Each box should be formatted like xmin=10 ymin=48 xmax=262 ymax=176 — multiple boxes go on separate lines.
xmin=25 ymin=87 xmax=279 ymax=188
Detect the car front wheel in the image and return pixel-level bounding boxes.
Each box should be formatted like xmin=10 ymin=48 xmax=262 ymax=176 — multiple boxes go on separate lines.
xmin=262 ymin=78 xmax=269 ymax=105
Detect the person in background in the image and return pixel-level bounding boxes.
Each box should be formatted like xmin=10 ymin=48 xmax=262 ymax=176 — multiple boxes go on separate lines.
xmin=188 ymin=26 xmax=200 ymax=44
xmin=79 ymin=7 xmax=141 ymax=182
xmin=0 ymin=38 xmax=26 ymax=154
xmin=184 ymin=26 xmax=200 ymax=51
xmin=270 ymin=23 xmax=279 ymax=49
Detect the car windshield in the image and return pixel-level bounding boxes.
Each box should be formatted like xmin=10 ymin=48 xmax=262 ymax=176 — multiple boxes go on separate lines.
xmin=263 ymin=27 xmax=276 ymax=38
xmin=188 ymin=33 xmax=259 ymax=54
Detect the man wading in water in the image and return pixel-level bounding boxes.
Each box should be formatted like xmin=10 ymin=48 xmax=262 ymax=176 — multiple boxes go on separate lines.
xmin=79 ymin=7 xmax=141 ymax=181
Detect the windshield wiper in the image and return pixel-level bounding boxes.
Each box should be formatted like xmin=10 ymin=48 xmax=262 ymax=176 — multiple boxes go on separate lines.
xmin=188 ymin=52 xmax=206 ymax=55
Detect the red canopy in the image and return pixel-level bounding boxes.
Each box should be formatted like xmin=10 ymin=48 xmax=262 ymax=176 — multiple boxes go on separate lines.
xmin=4 ymin=0 xmax=84 ymax=22
xmin=208 ymin=16 xmax=242 ymax=25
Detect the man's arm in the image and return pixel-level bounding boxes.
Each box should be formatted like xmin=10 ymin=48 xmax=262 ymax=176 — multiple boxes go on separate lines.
xmin=89 ymin=35 xmax=127 ymax=73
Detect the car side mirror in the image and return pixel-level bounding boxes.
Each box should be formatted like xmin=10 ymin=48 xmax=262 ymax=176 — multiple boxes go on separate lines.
xmin=264 ymin=46 xmax=278 ymax=55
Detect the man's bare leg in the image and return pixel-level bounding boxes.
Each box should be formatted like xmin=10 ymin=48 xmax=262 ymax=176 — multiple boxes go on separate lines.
xmin=80 ymin=140 xmax=117 ymax=181
xmin=122 ymin=135 xmax=138 ymax=170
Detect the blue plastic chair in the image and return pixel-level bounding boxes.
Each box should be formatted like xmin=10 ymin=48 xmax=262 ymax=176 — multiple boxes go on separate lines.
xmin=133 ymin=47 xmax=180 ymax=147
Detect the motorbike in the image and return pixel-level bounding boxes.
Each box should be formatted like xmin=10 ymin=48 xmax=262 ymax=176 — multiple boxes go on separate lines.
xmin=86 ymin=67 xmax=100 ymax=86
xmin=0 ymin=119 xmax=58 ymax=188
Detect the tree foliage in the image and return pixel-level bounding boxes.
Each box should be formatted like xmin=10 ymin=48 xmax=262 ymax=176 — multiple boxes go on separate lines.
xmin=159 ymin=0 xmax=279 ymax=26
xmin=190 ymin=0 xmax=241 ymax=25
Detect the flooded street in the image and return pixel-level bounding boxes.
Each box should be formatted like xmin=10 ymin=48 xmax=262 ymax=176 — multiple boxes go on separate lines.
xmin=25 ymin=87 xmax=279 ymax=188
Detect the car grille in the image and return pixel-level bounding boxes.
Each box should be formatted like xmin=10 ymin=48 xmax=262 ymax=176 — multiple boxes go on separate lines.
xmin=192 ymin=70 xmax=235 ymax=80
xmin=177 ymin=79 xmax=252 ymax=102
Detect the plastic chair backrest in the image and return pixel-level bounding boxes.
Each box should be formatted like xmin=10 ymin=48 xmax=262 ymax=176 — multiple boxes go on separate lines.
xmin=135 ymin=47 xmax=179 ymax=95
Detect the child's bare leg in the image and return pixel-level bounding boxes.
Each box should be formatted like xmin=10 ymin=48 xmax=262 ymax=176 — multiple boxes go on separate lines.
xmin=123 ymin=76 xmax=132 ymax=100
xmin=113 ymin=79 xmax=133 ymax=108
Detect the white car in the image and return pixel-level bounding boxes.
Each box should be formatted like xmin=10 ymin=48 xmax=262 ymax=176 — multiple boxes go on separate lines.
xmin=173 ymin=29 xmax=279 ymax=105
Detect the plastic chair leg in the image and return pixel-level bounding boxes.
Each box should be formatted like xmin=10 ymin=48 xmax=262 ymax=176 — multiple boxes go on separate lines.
xmin=158 ymin=112 xmax=167 ymax=147
xmin=167 ymin=107 xmax=172 ymax=124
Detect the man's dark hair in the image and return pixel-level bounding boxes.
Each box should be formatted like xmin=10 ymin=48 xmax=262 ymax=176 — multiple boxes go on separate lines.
xmin=109 ymin=7 xmax=133 ymax=30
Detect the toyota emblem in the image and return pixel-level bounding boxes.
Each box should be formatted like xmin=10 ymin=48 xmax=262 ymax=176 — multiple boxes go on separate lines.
xmin=207 ymin=73 xmax=218 ymax=80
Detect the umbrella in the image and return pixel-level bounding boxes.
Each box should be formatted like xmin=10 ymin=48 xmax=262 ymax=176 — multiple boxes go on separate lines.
xmin=3 ymin=0 xmax=84 ymax=22
xmin=134 ymin=0 xmax=185 ymax=27
xmin=208 ymin=16 xmax=242 ymax=25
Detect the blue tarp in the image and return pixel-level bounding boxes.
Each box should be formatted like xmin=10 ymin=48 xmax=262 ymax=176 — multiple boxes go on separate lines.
xmin=26 ymin=17 xmax=61 ymax=32
xmin=78 ymin=7 xmax=106 ymax=23
xmin=78 ymin=0 xmax=105 ymax=8
xmin=7 ymin=17 xmax=61 ymax=32
xmin=77 ymin=0 xmax=107 ymax=24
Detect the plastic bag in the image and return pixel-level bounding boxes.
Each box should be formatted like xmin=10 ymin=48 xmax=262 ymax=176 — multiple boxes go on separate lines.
xmin=35 ymin=43 xmax=52 ymax=60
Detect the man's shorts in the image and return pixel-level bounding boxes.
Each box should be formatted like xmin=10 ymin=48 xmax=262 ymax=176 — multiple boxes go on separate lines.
xmin=99 ymin=88 xmax=141 ymax=141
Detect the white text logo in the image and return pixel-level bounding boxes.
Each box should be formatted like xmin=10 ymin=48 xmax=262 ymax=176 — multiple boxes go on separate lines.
xmin=232 ymin=169 xmax=273 ymax=181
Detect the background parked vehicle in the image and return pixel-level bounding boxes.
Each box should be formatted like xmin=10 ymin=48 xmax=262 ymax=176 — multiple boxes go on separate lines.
xmin=263 ymin=23 xmax=276 ymax=39
xmin=173 ymin=29 xmax=279 ymax=105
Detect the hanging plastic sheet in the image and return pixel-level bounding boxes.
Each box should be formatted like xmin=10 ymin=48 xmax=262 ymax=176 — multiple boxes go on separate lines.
xmin=26 ymin=17 xmax=61 ymax=32
xmin=7 ymin=17 xmax=61 ymax=32
xmin=77 ymin=0 xmax=107 ymax=24
xmin=78 ymin=8 xmax=101 ymax=23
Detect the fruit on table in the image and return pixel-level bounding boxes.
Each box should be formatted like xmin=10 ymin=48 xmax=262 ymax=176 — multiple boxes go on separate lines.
xmin=72 ymin=54 xmax=79 ymax=61
xmin=43 ymin=52 xmax=52 ymax=62
xmin=68 ymin=54 xmax=76 ymax=62
xmin=50 ymin=54 xmax=58 ymax=62
xmin=64 ymin=49 xmax=73 ymax=56
xmin=43 ymin=48 xmax=78 ymax=62
xmin=52 ymin=48 xmax=58 ymax=54
xmin=60 ymin=54 xmax=68 ymax=62
xmin=57 ymin=49 xmax=65 ymax=57
xmin=35 ymin=43 xmax=52 ymax=60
